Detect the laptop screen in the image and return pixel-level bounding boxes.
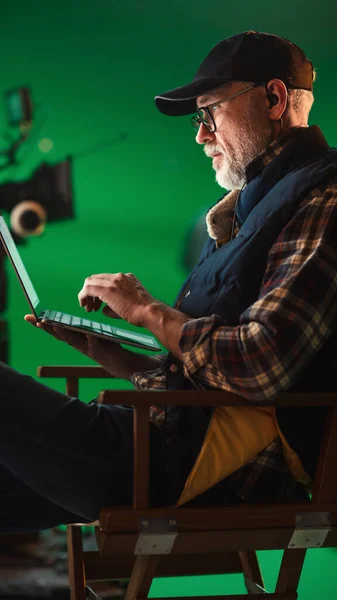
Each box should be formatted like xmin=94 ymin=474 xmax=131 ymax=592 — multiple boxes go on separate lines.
xmin=0 ymin=215 xmax=162 ymax=351
xmin=0 ymin=216 xmax=40 ymax=313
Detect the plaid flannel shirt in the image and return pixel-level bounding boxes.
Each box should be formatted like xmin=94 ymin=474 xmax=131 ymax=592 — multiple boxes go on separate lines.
xmin=131 ymin=128 xmax=337 ymax=501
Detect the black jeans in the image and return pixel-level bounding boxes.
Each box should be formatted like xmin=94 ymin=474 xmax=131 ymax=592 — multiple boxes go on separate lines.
xmin=0 ymin=362 xmax=168 ymax=534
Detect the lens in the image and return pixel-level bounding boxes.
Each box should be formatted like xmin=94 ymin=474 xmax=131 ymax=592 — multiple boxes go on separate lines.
xmin=198 ymin=108 xmax=213 ymax=129
xmin=191 ymin=116 xmax=201 ymax=132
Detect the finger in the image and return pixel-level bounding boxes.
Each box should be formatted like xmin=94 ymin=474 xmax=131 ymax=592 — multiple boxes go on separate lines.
xmin=125 ymin=272 xmax=138 ymax=281
xmin=85 ymin=296 xmax=102 ymax=312
xmin=78 ymin=282 xmax=100 ymax=307
xmin=78 ymin=283 xmax=107 ymax=307
xmin=86 ymin=333 xmax=122 ymax=358
xmin=83 ymin=274 xmax=125 ymax=287
xmin=125 ymin=273 xmax=144 ymax=288
xmin=78 ymin=274 xmax=124 ymax=308
xmin=24 ymin=314 xmax=59 ymax=337
xmin=85 ymin=296 xmax=93 ymax=312
xmin=86 ymin=273 xmax=117 ymax=280
xmin=93 ymin=296 xmax=102 ymax=311
xmin=79 ymin=292 xmax=103 ymax=310
xmin=85 ymin=333 xmax=109 ymax=360
xmin=55 ymin=327 xmax=88 ymax=350
xmin=27 ymin=319 xmax=63 ymax=340
xmin=24 ymin=314 xmax=38 ymax=325
xmin=102 ymin=305 xmax=121 ymax=318
xmin=51 ymin=327 xmax=66 ymax=341
xmin=41 ymin=321 xmax=64 ymax=340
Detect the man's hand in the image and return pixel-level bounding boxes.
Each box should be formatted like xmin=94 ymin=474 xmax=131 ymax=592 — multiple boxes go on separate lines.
xmin=24 ymin=313 xmax=119 ymax=361
xmin=24 ymin=314 xmax=164 ymax=378
xmin=24 ymin=314 xmax=127 ymax=377
xmin=77 ymin=273 xmax=159 ymax=327
xmin=25 ymin=314 xmax=90 ymax=351
xmin=78 ymin=272 xmax=192 ymax=360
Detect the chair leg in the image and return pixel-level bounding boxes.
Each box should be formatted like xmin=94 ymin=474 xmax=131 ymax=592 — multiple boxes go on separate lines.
xmin=67 ymin=526 xmax=87 ymax=600
xmin=238 ymin=551 xmax=267 ymax=594
xmin=124 ymin=555 xmax=161 ymax=600
xmin=275 ymin=548 xmax=307 ymax=595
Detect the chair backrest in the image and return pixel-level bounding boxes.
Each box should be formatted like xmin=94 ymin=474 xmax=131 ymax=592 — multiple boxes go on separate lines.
xmin=37 ymin=367 xmax=337 ymax=599
xmin=97 ymin=389 xmax=337 ymax=510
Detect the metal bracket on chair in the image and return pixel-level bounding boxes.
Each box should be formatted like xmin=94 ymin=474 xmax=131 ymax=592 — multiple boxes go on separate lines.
xmin=134 ymin=518 xmax=178 ymax=555
xmin=288 ymin=512 xmax=331 ymax=549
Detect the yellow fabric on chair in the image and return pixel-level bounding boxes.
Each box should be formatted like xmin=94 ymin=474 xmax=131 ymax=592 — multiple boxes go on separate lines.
xmin=176 ymin=405 xmax=310 ymax=507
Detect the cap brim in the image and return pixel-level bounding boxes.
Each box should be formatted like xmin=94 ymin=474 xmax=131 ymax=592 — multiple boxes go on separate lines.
xmin=155 ymin=77 xmax=230 ymax=116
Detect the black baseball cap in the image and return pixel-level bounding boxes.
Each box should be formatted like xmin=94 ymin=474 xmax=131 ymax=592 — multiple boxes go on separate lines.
xmin=155 ymin=31 xmax=314 ymax=116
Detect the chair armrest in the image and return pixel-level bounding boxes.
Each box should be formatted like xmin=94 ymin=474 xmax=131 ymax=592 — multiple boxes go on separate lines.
xmin=37 ymin=366 xmax=112 ymax=378
xmin=98 ymin=389 xmax=337 ymax=407
xmin=97 ymin=389 xmax=337 ymax=509
xmin=37 ymin=369 xmax=337 ymax=509
xmin=37 ymin=365 xmax=113 ymax=396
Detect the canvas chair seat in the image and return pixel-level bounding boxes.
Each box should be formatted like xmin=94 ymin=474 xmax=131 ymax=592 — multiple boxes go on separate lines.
xmin=38 ymin=365 xmax=337 ymax=600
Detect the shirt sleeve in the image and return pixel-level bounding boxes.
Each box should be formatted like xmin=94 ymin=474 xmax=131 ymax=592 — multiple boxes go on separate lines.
xmin=131 ymin=352 xmax=168 ymax=390
xmin=179 ymin=184 xmax=337 ymax=401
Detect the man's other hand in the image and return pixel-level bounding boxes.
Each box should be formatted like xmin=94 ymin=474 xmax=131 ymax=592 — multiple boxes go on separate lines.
xmin=24 ymin=314 xmax=123 ymax=372
xmin=78 ymin=273 xmax=160 ymax=327
xmin=25 ymin=314 xmax=91 ymax=353
xmin=24 ymin=313 xmax=163 ymax=379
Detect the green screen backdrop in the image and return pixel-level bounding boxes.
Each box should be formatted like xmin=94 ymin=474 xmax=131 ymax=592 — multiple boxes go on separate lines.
xmin=0 ymin=1 xmax=336 ymax=597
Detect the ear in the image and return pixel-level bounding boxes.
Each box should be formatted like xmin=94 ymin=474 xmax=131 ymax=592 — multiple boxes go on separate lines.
xmin=265 ymin=79 xmax=288 ymax=121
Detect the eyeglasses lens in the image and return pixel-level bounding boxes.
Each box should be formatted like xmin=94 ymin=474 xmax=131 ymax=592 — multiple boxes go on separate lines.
xmin=191 ymin=109 xmax=214 ymax=133
xmin=199 ymin=109 xmax=213 ymax=130
xmin=191 ymin=116 xmax=200 ymax=132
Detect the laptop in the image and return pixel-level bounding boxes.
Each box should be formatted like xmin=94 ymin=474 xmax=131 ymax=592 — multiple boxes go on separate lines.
xmin=0 ymin=215 xmax=161 ymax=352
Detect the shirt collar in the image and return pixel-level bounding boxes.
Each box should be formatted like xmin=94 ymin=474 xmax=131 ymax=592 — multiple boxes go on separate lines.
xmin=245 ymin=126 xmax=307 ymax=183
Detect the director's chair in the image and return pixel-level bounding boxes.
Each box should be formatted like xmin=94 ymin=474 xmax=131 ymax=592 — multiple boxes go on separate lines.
xmin=38 ymin=365 xmax=337 ymax=600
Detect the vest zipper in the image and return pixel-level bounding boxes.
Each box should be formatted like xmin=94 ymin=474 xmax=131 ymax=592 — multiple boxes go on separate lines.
xmin=175 ymin=285 xmax=191 ymax=310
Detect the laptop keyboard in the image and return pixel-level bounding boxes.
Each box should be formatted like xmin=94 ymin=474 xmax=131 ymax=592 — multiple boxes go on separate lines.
xmin=40 ymin=309 xmax=159 ymax=348
xmin=41 ymin=309 xmax=114 ymax=333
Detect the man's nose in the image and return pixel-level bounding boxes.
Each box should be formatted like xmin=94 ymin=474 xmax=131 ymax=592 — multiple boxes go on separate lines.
xmin=195 ymin=122 xmax=215 ymax=145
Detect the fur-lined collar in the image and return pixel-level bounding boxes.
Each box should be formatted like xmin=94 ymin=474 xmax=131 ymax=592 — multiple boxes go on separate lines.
xmin=206 ymin=190 xmax=240 ymax=245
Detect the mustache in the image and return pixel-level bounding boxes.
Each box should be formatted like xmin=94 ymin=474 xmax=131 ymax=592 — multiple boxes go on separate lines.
xmin=204 ymin=145 xmax=224 ymax=158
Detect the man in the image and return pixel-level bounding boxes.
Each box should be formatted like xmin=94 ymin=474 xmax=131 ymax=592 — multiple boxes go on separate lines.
xmin=2 ymin=30 xmax=337 ymax=532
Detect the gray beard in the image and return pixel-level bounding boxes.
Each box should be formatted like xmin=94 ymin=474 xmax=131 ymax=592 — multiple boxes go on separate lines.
xmin=215 ymin=160 xmax=246 ymax=190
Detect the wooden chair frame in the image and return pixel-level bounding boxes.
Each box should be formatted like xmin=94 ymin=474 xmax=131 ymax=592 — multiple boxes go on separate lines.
xmin=38 ymin=365 xmax=337 ymax=600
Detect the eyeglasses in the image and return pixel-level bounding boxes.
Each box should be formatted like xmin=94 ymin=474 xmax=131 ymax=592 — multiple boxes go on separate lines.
xmin=191 ymin=83 xmax=261 ymax=133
